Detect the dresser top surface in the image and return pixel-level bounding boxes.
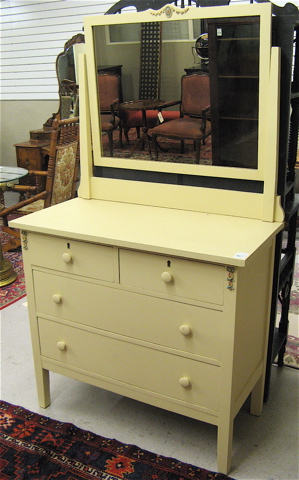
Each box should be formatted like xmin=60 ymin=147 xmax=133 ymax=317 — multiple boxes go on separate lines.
xmin=10 ymin=197 xmax=283 ymax=266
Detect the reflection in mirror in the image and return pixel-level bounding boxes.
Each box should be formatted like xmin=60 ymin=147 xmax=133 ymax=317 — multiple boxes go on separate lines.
xmin=94 ymin=16 xmax=260 ymax=169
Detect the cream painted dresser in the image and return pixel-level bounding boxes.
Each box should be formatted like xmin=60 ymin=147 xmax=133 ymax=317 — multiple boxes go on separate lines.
xmin=11 ymin=198 xmax=282 ymax=474
xmin=10 ymin=3 xmax=286 ymax=474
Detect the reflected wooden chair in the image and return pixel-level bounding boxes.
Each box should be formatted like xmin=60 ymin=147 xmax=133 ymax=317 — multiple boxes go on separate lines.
xmin=1 ymin=117 xmax=80 ymax=251
xmin=98 ymin=73 xmax=122 ymax=156
xmin=151 ymin=74 xmax=211 ymax=164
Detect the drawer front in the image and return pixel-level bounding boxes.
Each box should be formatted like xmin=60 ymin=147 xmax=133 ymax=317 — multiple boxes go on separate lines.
xmin=38 ymin=318 xmax=220 ymax=411
xmin=34 ymin=270 xmax=223 ymax=361
xmin=120 ymin=250 xmax=224 ymax=305
xmin=16 ymin=146 xmax=42 ymax=170
xmin=29 ymin=233 xmax=114 ymax=282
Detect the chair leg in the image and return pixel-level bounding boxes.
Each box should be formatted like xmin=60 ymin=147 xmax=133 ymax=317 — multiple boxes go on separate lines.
xmin=195 ymin=140 xmax=201 ymax=164
xmin=108 ymin=131 xmax=114 ymax=157
xmin=124 ymin=128 xmax=130 ymax=144
xmin=152 ymin=135 xmax=159 ymax=161
xmin=119 ymin=125 xmax=123 ymax=148
xmin=180 ymin=140 xmax=185 ymax=154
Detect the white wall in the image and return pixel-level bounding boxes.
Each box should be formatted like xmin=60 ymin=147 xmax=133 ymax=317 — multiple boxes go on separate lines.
xmin=1 ymin=0 xmax=115 ymax=166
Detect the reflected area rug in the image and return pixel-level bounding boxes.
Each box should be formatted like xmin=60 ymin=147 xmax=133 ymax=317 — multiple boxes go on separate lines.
xmin=0 ymin=401 xmax=234 ymax=480
xmin=102 ymin=128 xmax=212 ymax=165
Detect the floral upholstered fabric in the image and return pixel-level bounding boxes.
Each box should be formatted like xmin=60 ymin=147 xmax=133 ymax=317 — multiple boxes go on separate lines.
xmin=51 ymin=141 xmax=78 ymax=206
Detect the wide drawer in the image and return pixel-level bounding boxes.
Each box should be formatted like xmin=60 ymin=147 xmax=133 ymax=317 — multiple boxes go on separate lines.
xmin=119 ymin=249 xmax=224 ymax=305
xmin=33 ymin=270 xmax=223 ymax=361
xmin=38 ymin=318 xmax=220 ymax=411
xmin=28 ymin=233 xmax=114 ymax=282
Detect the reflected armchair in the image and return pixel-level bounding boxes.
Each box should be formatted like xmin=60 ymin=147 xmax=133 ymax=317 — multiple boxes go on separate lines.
xmin=1 ymin=117 xmax=80 ymax=251
xmin=98 ymin=73 xmax=122 ymax=156
xmin=151 ymin=74 xmax=211 ymax=164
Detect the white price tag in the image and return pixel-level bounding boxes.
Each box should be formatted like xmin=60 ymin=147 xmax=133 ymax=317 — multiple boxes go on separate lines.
xmin=158 ymin=112 xmax=164 ymax=123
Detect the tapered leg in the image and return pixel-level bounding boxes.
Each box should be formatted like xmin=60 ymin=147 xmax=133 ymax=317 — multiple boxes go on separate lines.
xmin=36 ymin=367 xmax=51 ymax=408
xmin=217 ymin=416 xmax=234 ymax=475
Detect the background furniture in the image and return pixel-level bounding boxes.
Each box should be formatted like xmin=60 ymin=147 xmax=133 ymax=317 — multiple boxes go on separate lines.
xmin=2 ymin=117 xmax=79 ymax=251
xmin=14 ymin=137 xmax=51 ymax=196
xmin=264 ymin=3 xmax=299 ymax=401
xmin=208 ymin=16 xmax=259 ymax=168
xmin=151 ymin=74 xmax=210 ymax=163
xmin=120 ymin=22 xmax=162 ymax=142
xmin=0 ymin=166 xmax=28 ymax=285
xmin=120 ymin=98 xmax=166 ymax=157
xmin=98 ymin=65 xmax=123 ymax=102
xmin=98 ymin=73 xmax=121 ymax=156
xmin=14 ymin=34 xmax=84 ymax=193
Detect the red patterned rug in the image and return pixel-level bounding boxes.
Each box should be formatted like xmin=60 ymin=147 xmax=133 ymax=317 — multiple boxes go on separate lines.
xmin=102 ymin=128 xmax=212 ymax=165
xmin=0 ymin=228 xmax=26 ymax=310
xmin=0 ymin=400 xmax=234 ymax=480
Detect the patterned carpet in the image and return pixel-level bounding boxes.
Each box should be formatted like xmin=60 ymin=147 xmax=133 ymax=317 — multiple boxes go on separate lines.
xmin=102 ymin=128 xmax=213 ymax=165
xmin=0 ymin=400 xmax=234 ymax=480
xmin=0 ymin=238 xmax=26 ymax=310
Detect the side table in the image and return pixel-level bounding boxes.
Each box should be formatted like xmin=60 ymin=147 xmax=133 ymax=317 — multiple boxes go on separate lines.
xmin=0 ymin=166 xmax=28 ymax=287
xmin=120 ymin=99 xmax=165 ymax=158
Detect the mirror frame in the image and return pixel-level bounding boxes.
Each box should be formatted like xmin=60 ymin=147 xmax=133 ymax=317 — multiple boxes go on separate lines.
xmin=44 ymin=33 xmax=85 ymax=127
xmin=79 ymin=3 xmax=283 ymax=222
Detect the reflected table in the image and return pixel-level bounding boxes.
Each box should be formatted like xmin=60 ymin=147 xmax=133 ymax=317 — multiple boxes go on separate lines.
xmin=120 ymin=99 xmax=165 ymax=158
xmin=0 ymin=166 xmax=28 ymax=287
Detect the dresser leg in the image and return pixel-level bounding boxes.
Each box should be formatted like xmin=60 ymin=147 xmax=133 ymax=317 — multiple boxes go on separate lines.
xmin=36 ymin=368 xmax=51 ymax=408
xmin=250 ymin=374 xmax=264 ymax=416
xmin=217 ymin=417 xmax=233 ymax=474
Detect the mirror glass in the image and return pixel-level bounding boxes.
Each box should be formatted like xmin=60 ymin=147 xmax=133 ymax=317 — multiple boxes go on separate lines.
xmin=92 ymin=12 xmax=261 ymax=171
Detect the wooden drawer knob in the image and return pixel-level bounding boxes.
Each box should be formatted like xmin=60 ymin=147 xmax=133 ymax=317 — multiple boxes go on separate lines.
xmin=161 ymin=271 xmax=173 ymax=283
xmin=52 ymin=294 xmax=62 ymax=304
xmin=57 ymin=341 xmax=66 ymax=351
xmin=179 ymin=324 xmax=191 ymax=336
xmin=62 ymin=252 xmax=72 ymax=263
xmin=179 ymin=377 xmax=191 ymax=388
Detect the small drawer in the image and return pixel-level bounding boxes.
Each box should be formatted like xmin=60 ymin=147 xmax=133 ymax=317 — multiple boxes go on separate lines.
xmin=38 ymin=318 xmax=220 ymax=412
xmin=33 ymin=270 xmax=223 ymax=361
xmin=29 ymin=233 xmax=114 ymax=282
xmin=119 ymin=250 xmax=224 ymax=305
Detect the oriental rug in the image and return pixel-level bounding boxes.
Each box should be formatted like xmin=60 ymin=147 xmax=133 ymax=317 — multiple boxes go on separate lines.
xmin=0 ymin=400 xmax=234 ymax=480
xmin=102 ymin=128 xmax=213 ymax=165
xmin=0 ymin=228 xmax=26 ymax=310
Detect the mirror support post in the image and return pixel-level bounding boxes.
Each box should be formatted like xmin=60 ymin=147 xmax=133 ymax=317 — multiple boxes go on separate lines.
xmin=77 ymin=53 xmax=93 ymax=199
xmin=262 ymin=47 xmax=283 ymax=222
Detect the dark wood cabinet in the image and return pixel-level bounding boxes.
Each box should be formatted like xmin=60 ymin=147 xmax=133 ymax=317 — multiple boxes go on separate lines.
xmin=208 ymin=17 xmax=260 ymax=168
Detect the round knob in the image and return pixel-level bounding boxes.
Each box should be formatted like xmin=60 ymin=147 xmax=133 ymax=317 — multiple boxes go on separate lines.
xmin=179 ymin=377 xmax=191 ymax=388
xmin=62 ymin=252 xmax=72 ymax=263
xmin=179 ymin=325 xmax=191 ymax=336
xmin=161 ymin=271 xmax=173 ymax=283
xmin=52 ymin=294 xmax=62 ymax=304
xmin=57 ymin=341 xmax=66 ymax=351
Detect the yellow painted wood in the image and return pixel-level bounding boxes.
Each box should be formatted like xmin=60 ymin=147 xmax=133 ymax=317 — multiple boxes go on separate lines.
xmin=77 ymin=53 xmax=93 ymax=199
xmin=33 ymin=269 xmax=223 ymax=363
xmin=38 ymin=317 xmax=221 ymax=412
xmin=79 ymin=3 xmax=284 ymax=223
xmin=9 ymin=198 xmax=283 ymax=267
xmin=28 ymin=233 xmax=115 ymax=283
xmin=119 ymin=249 xmax=224 ymax=305
xmin=262 ymin=47 xmax=281 ymax=221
